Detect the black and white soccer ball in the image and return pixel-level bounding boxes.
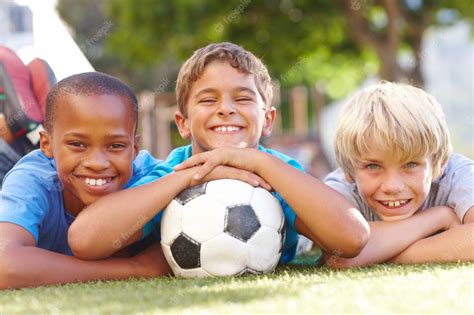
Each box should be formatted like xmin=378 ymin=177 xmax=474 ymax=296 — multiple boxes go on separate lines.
xmin=161 ymin=179 xmax=285 ymax=278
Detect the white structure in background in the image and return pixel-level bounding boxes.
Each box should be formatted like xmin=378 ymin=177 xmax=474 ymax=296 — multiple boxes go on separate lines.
xmin=0 ymin=0 xmax=94 ymax=80
xmin=320 ymin=21 xmax=474 ymax=167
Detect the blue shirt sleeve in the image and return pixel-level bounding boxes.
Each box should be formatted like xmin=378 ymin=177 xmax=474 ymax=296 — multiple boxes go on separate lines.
xmin=0 ymin=169 xmax=52 ymax=243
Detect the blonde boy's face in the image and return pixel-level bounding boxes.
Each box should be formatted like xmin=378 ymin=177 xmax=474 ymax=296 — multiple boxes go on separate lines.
xmin=40 ymin=94 xmax=138 ymax=215
xmin=175 ymin=61 xmax=275 ymax=155
xmin=347 ymin=145 xmax=434 ymax=221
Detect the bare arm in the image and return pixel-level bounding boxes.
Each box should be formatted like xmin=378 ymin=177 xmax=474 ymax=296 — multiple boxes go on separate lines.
xmin=175 ymin=148 xmax=370 ymax=257
xmin=323 ymin=206 xmax=459 ymax=268
xmin=69 ymin=165 xmax=270 ymax=260
xmin=389 ymin=207 xmax=474 ymax=264
xmin=0 ymin=223 xmax=170 ymax=290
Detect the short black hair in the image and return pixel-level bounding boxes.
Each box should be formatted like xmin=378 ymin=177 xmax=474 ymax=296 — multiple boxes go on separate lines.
xmin=44 ymin=72 xmax=138 ymax=133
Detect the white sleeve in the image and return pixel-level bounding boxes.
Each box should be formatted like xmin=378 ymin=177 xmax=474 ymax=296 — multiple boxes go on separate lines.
xmin=443 ymin=155 xmax=474 ymax=221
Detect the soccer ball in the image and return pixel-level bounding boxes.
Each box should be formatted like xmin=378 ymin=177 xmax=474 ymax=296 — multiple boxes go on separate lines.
xmin=160 ymin=179 xmax=285 ymax=278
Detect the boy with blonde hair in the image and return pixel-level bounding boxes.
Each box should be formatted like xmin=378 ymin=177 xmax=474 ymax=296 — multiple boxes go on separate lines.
xmin=324 ymin=81 xmax=473 ymax=267
xmin=69 ymin=42 xmax=369 ymax=265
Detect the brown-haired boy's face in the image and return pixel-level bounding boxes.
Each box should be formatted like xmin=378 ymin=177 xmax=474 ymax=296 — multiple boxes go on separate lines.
xmin=40 ymin=94 xmax=138 ymax=215
xmin=175 ymin=61 xmax=275 ymax=155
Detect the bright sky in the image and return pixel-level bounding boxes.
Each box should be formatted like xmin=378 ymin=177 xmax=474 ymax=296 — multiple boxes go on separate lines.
xmin=12 ymin=0 xmax=94 ymax=80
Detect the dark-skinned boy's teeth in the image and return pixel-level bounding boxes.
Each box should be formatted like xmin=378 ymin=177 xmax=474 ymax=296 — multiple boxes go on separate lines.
xmin=85 ymin=178 xmax=109 ymax=186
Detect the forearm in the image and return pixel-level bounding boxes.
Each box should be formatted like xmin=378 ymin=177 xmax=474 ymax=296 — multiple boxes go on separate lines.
xmin=390 ymin=223 xmax=474 ymax=264
xmin=69 ymin=168 xmax=196 ymax=259
xmin=256 ymin=153 xmax=369 ymax=256
xmin=328 ymin=207 xmax=456 ymax=268
xmin=0 ymin=247 xmax=144 ymax=290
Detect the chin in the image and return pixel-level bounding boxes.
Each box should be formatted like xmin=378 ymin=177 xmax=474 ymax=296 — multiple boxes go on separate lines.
xmin=377 ymin=211 xmax=416 ymax=222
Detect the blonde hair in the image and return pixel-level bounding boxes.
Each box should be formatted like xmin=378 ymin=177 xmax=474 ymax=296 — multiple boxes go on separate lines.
xmin=176 ymin=42 xmax=273 ymax=116
xmin=335 ymin=81 xmax=452 ymax=178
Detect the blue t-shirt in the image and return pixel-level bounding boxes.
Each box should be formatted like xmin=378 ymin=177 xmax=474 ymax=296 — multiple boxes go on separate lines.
xmin=0 ymin=149 xmax=161 ymax=255
xmin=133 ymin=145 xmax=305 ymax=264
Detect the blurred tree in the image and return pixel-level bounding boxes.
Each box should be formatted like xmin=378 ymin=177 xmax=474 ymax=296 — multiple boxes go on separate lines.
xmin=341 ymin=0 xmax=474 ymax=86
xmin=58 ymin=0 xmax=473 ymax=95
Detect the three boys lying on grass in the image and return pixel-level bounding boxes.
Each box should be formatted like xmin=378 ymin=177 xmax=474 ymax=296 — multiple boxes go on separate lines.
xmin=0 ymin=42 xmax=471 ymax=290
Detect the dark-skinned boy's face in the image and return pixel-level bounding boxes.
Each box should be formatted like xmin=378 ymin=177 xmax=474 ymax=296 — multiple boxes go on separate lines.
xmin=40 ymin=94 xmax=138 ymax=216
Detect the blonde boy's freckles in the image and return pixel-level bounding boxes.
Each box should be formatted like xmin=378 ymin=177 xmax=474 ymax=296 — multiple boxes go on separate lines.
xmin=350 ymin=146 xmax=434 ymax=221
xmin=175 ymin=61 xmax=275 ymax=155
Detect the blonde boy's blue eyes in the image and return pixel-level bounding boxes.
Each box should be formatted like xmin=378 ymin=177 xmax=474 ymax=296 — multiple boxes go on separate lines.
xmin=366 ymin=163 xmax=380 ymax=170
xmin=362 ymin=161 xmax=419 ymax=171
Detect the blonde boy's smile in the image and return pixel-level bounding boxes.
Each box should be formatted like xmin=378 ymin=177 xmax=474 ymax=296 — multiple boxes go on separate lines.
xmin=175 ymin=61 xmax=275 ymax=155
xmin=350 ymin=146 xmax=434 ymax=221
xmin=378 ymin=199 xmax=410 ymax=208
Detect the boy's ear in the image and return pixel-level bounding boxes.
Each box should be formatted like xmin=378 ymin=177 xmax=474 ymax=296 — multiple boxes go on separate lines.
xmin=133 ymin=135 xmax=140 ymax=158
xmin=174 ymin=111 xmax=191 ymax=140
xmin=39 ymin=130 xmax=53 ymax=158
xmin=344 ymin=172 xmax=355 ymax=183
xmin=261 ymin=106 xmax=276 ymax=137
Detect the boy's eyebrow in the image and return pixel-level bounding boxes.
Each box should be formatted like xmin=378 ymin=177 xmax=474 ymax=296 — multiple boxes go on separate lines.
xmin=194 ymin=87 xmax=258 ymax=98
xmin=358 ymin=158 xmax=383 ymax=164
xmin=233 ymin=87 xmax=258 ymax=96
xmin=62 ymin=132 xmax=130 ymax=139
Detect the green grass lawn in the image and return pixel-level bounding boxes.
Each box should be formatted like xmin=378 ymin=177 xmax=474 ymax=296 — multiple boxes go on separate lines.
xmin=1 ymin=254 xmax=473 ymax=314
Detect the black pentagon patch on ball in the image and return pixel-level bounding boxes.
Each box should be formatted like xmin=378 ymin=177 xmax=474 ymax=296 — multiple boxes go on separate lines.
xmin=170 ymin=233 xmax=201 ymax=269
xmin=224 ymin=204 xmax=261 ymax=242
xmin=174 ymin=183 xmax=207 ymax=205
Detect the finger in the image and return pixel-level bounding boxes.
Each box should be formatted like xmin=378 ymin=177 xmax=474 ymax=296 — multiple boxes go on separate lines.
xmin=230 ymin=169 xmax=272 ymax=191
xmin=193 ymin=161 xmax=219 ymax=181
xmin=174 ymin=154 xmax=207 ymax=171
xmin=251 ymin=174 xmax=272 ymax=191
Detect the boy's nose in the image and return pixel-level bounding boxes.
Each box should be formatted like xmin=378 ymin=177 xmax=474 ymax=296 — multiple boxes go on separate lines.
xmin=82 ymin=149 xmax=111 ymax=171
xmin=380 ymin=172 xmax=405 ymax=194
xmin=217 ymin=97 xmax=235 ymax=116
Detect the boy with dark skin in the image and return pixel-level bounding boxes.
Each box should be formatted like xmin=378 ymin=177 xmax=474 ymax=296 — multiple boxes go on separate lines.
xmin=0 ymin=72 xmax=172 ymax=289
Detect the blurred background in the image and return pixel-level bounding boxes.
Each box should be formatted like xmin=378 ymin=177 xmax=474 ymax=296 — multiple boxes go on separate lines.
xmin=2 ymin=0 xmax=473 ymax=178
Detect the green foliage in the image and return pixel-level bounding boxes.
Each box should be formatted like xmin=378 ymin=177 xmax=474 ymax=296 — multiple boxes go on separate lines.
xmin=58 ymin=0 xmax=473 ymax=99
xmin=1 ymin=262 xmax=472 ymax=313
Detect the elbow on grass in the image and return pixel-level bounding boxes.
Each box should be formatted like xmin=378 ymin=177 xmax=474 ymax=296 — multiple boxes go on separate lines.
xmin=0 ymin=254 xmax=25 ymax=290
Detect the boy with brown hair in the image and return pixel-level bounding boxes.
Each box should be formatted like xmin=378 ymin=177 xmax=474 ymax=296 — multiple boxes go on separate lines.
xmin=69 ymin=42 xmax=369 ymax=264
xmin=324 ymin=81 xmax=473 ymax=267
xmin=0 ymin=72 xmax=171 ymax=289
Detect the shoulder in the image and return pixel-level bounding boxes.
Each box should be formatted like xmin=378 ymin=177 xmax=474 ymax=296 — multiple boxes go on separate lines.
xmin=437 ymin=154 xmax=473 ymax=184
xmin=2 ymin=150 xmax=60 ymax=192
xmin=131 ymin=150 xmax=162 ymax=178
xmin=430 ymin=154 xmax=474 ymax=221
xmin=324 ymin=168 xmax=380 ymax=221
xmin=324 ymin=168 xmax=356 ymax=199
xmin=258 ymin=145 xmax=305 ymax=172
xmin=443 ymin=154 xmax=473 ymax=173
xmin=128 ymin=146 xmax=192 ymax=188
xmin=165 ymin=145 xmax=193 ymax=165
